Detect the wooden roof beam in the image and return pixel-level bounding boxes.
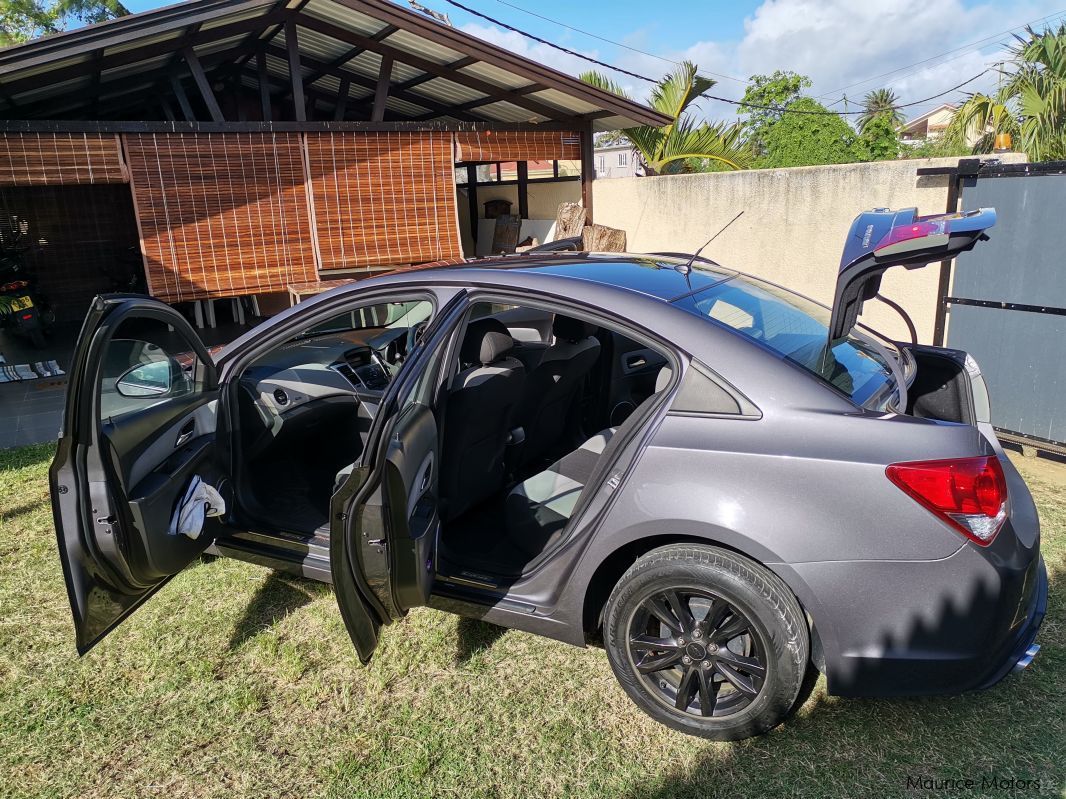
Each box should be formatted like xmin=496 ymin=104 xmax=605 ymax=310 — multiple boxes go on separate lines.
xmin=295 ymin=14 xmax=566 ymax=121
xmin=392 ymin=55 xmax=476 ymax=93
xmin=183 ymin=46 xmax=225 ymax=122
xmin=1 ymin=10 xmax=288 ymax=98
xmin=294 ymin=23 xmax=399 ymax=96
xmin=263 ymin=44 xmax=488 ymax=122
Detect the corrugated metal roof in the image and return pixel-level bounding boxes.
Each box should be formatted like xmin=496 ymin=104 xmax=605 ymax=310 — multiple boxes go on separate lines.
xmin=0 ymin=0 xmax=670 ymax=129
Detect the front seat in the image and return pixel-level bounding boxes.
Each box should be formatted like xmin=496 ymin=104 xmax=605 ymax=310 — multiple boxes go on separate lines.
xmin=440 ymin=318 xmax=526 ymax=521
xmin=514 ymin=314 xmax=601 ymax=468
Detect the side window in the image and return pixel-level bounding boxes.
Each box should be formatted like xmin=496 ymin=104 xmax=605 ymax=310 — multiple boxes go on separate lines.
xmin=302 ymin=299 xmax=433 ymax=337
xmin=99 ymin=316 xmax=202 ymax=422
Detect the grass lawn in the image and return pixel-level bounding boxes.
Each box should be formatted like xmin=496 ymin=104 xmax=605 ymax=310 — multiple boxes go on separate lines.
xmin=0 ymin=442 xmax=1063 ymax=799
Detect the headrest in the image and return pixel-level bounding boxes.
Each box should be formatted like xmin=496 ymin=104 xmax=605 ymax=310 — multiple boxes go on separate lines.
xmin=654 ymin=366 xmax=672 ymax=393
xmin=461 ymin=318 xmax=514 ymax=366
xmin=552 ymin=314 xmax=598 ymax=343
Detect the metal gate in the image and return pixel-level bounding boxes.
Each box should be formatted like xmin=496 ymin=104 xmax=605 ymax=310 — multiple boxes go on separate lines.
xmin=924 ymin=159 xmax=1066 ymax=453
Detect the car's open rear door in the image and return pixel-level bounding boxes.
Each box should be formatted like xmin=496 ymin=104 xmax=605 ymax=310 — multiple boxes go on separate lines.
xmin=330 ymin=291 xmax=468 ymax=663
xmin=828 ymin=207 xmax=997 ymax=340
xmin=50 ymin=296 xmax=222 ymax=653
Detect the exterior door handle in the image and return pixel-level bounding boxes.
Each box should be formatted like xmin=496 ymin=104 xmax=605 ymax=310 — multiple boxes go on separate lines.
xmin=175 ymin=420 xmax=195 ymax=448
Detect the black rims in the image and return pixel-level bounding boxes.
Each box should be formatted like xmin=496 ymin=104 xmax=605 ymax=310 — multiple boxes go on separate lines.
xmin=626 ymin=587 xmax=767 ymax=718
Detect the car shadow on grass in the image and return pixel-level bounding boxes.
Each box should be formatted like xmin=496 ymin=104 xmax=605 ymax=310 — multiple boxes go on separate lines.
xmin=623 ymin=558 xmax=1065 ymax=799
xmin=455 ymin=617 xmax=508 ymax=664
xmin=227 ymin=572 xmax=331 ymax=650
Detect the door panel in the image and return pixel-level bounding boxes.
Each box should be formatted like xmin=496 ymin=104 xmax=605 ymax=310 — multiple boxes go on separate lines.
xmin=382 ymin=402 xmax=440 ymax=611
xmin=50 ymin=296 xmax=221 ymax=653
xmin=332 ymin=290 xmax=468 ymax=662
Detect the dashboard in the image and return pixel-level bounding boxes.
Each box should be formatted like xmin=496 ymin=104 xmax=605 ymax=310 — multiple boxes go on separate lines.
xmin=241 ymin=326 xmax=415 ymax=421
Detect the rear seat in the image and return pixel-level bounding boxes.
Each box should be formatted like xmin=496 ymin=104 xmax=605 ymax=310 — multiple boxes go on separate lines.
xmin=504 ymin=428 xmax=616 ymax=558
xmin=503 ymin=366 xmax=672 ymax=559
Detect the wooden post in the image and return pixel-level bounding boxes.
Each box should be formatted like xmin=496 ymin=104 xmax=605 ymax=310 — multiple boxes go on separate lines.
xmin=334 ymin=78 xmax=350 ymax=121
xmin=580 ymin=122 xmax=594 ymax=223
xmin=285 ymin=19 xmax=306 ymax=122
xmin=466 ymin=164 xmax=479 ymax=244
xmin=517 ymin=161 xmax=529 ymax=219
xmin=371 ymin=54 xmax=393 ymax=122
xmin=182 ymin=47 xmax=224 ymax=122
xmin=256 ymin=47 xmax=272 ymax=121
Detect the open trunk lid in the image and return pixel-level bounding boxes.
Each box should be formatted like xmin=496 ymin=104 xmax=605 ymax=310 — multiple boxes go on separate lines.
xmin=829 ymin=207 xmax=997 ymax=341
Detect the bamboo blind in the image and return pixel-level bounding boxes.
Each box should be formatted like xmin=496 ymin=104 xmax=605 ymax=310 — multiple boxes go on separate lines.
xmin=124 ymin=132 xmax=318 ymax=303
xmin=305 ymin=131 xmax=461 ymax=271
xmin=454 ymin=130 xmax=581 ymax=162
xmin=0 ymin=133 xmax=126 ymax=186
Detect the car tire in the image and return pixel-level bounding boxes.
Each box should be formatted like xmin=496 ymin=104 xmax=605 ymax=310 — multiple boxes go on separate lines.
xmin=604 ymin=544 xmax=809 ymax=740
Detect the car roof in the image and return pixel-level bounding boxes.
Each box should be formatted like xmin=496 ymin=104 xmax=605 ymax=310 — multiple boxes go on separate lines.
xmin=392 ymin=252 xmax=739 ymax=303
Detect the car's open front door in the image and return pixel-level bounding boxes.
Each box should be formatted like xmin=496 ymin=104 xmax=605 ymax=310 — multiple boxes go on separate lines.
xmin=828 ymin=207 xmax=997 ymax=340
xmin=50 ymin=296 xmax=222 ymax=654
xmin=330 ymin=291 xmax=468 ymax=663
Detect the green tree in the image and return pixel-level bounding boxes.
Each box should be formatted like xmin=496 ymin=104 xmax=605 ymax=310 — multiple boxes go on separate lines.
xmin=949 ymin=23 xmax=1066 ymax=160
xmin=757 ymin=97 xmax=859 ymax=168
xmin=737 ymin=70 xmax=812 ymax=156
xmin=900 ymin=135 xmax=972 ymax=159
xmin=857 ymin=113 xmax=901 ymax=161
xmin=859 ymin=87 xmax=905 ymax=133
xmin=0 ymin=0 xmax=127 ymax=45
xmin=581 ymin=61 xmax=753 ymax=174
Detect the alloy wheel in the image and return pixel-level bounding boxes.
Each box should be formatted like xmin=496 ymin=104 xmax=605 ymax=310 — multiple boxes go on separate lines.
xmin=626 ymin=587 xmax=767 ymax=718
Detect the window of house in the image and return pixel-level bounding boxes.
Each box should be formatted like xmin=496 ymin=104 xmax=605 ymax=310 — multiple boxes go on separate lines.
xmin=617 ymin=152 xmax=628 ymax=167
xmin=596 ymin=156 xmax=605 ymax=172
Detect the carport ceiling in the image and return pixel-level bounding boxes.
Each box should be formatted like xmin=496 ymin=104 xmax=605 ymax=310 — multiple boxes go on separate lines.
xmin=0 ymin=0 xmax=669 ymax=130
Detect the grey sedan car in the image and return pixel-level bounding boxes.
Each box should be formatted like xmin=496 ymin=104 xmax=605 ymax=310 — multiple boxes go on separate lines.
xmin=51 ymin=206 xmax=1046 ymax=740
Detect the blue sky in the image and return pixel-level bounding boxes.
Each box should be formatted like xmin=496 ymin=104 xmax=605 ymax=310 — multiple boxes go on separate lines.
xmin=122 ymin=0 xmax=1066 ymax=121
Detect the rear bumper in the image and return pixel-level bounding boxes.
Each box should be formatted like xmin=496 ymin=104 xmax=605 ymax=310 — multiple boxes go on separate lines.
xmin=784 ymin=537 xmax=1046 ymax=698
xmin=973 ymin=555 xmax=1047 ymax=690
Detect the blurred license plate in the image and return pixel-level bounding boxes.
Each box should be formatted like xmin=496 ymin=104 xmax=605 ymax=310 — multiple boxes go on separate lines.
xmin=10 ymin=296 xmax=33 ymax=311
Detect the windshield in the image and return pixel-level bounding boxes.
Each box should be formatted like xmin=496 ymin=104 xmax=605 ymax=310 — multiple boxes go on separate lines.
xmin=674 ymin=276 xmax=899 ymax=409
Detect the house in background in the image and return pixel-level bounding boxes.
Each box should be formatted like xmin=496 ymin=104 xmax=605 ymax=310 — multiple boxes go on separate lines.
xmin=593 ymin=141 xmax=641 ymax=178
xmin=899 ymin=103 xmax=958 ymax=145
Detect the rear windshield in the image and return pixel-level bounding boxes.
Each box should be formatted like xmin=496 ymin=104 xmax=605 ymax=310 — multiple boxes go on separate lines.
xmin=674 ymin=276 xmax=898 ymax=409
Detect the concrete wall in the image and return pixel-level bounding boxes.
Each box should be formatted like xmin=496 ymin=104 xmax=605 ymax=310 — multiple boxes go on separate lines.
xmin=592 ymin=155 xmax=1025 ymax=343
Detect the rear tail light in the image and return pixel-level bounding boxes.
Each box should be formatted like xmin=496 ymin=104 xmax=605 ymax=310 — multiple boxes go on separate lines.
xmin=886 ymin=456 xmax=1008 ymax=546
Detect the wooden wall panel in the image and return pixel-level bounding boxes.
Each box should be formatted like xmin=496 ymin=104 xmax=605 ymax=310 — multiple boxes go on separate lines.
xmin=305 ymin=131 xmax=461 ymax=271
xmin=124 ymin=132 xmax=318 ymax=303
xmin=454 ymin=130 xmax=581 ymax=163
xmin=0 ymin=133 xmax=126 ymax=186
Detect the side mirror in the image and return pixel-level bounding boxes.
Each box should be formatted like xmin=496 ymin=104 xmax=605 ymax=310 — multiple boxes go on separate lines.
xmin=116 ymin=359 xmax=175 ymax=398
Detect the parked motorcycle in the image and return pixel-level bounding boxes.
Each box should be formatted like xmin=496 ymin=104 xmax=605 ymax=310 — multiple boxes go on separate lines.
xmin=0 ymin=233 xmax=51 ymax=349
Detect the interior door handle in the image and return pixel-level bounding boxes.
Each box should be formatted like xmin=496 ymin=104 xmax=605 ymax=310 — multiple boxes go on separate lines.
xmin=626 ymin=355 xmax=647 ymax=369
xmin=175 ymin=420 xmax=195 ymax=448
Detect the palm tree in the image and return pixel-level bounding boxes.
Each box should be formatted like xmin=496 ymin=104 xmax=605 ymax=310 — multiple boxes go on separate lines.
xmin=858 ymin=88 xmax=904 ymax=133
xmin=949 ymin=24 xmax=1066 ymax=160
xmin=581 ymin=62 xmax=753 ymax=175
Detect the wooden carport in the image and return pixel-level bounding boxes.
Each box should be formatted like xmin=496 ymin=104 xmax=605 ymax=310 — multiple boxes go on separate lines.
xmin=0 ymin=0 xmax=667 ymax=321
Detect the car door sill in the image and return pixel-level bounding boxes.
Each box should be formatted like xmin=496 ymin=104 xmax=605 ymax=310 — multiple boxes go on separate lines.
xmin=431 ymin=580 xmax=538 ymax=614
xmin=206 ymin=528 xmax=333 ymax=583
